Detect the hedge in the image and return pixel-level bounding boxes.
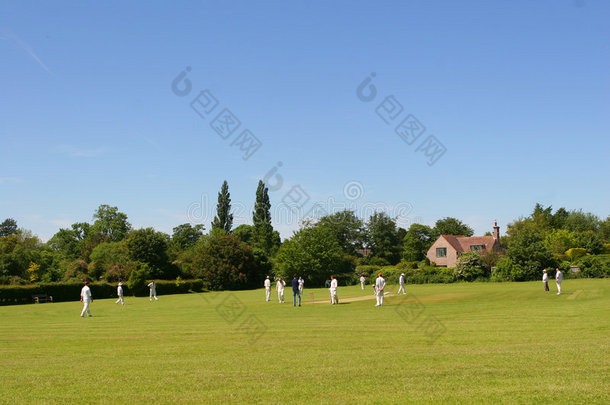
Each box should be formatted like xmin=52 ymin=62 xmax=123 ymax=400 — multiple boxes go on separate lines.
xmin=356 ymin=264 xmax=457 ymax=285
xmin=0 ymin=279 xmax=205 ymax=306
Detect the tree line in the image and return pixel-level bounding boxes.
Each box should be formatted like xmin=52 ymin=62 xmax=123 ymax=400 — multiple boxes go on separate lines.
xmin=1 ymin=183 xmax=609 ymax=288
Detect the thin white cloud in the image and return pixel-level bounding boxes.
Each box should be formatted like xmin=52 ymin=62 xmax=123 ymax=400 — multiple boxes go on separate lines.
xmin=1 ymin=30 xmax=52 ymax=74
xmin=0 ymin=177 xmax=23 ymax=184
xmin=55 ymin=145 xmax=107 ymax=157
xmin=50 ymin=219 xmax=73 ymax=228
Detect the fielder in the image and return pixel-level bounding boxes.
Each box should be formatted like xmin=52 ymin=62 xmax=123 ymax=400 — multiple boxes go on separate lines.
xmin=80 ymin=281 xmax=92 ymax=317
xmin=375 ymin=273 xmax=385 ymax=306
xmin=555 ymin=268 xmax=562 ymax=295
xmin=397 ymin=273 xmax=406 ymax=295
xmin=542 ymin=270 xmax=549 ymax=292
xmin=276 ymin=277 xmax=286 ymax=303
xmin=298 ymin=276 xmax=304 ymax=296
xmin=148 ymin=280 xmax=158 ymax=301
xmin=115 ymin=282 xmax=125 ymax=305
xmin=330 ymin=275 xmax=339 ymax=305
xmin=360 ymin=274 xmax=366 ymax=290
xmin=264 ymin=276 xmax=271 ymax=301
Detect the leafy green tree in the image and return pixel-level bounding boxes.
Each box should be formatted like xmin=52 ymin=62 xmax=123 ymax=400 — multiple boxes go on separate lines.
xmin=576 ymin=231 xmax=604 ymax=255
xmin=600 ymin=216 xmax=610 ymax=243
xmin=434 ymin=217 xmax=474 ymax=237
xmin=274 ymin=225 xmax=344 ymax=286
xmin=47 ymin=222 xmax=91 ymax=260
xmin=551 ymin=207 xmax=569 ymax=229
xmin=402 ymin=223 xmax=436 ymax=261
xmin=252 ymin=180 xmax=276 ymax=254
xmin=531 ymin=203 xmax=554 ymax=230
xmin=499 ymin=231 xmax=554 ymax=281
xmin=191 ymin=235 xmax=257 ymax=290
xmin=90 ymin=205 xmax=131 ymax=242
xmin=544 ymin=229 xmax=578 ymax=255
xmin=564 ymin=210 xmax=600 ymax=233
xmin=233 ymin=224 xmax=254 ymax=245
xmin=62 ymin=259 xmax=89 ymax=282
xmin=170 ymin=223 xmax=205 ymax=250
xmin=125 ymin=228 xmax=172 ymax=278
xmin=317 ymin=210 xmax=364 ymax=256
xmin=0 ymin=218 xmax=18 ymax=237
xmin=366 ymin=212 xmax=400 ymax=265
xmin=90 ymin=241 xmax=129 ymax=272
xmin=211 ymin=181 xmax=233 ymax=234
xmin=0 ymin=231 xmax=45 ymax=281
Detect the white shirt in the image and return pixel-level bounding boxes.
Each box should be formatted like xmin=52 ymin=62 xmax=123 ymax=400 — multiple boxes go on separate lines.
xmin=542 ymin=273 xmax=548 ymax=282
xmin=298 ymin=278 xmax=304 ymax=288
xmin=264 ymin=279 xmax=271 ymax=288
xmin=360 ymin=276 xmax=365 ymax=283
xmin=375 ymin=277 xmax=385 ymax=292
xmin=148 ymin=282 xmax=156 ymax=291
xmin=330 ymin=279 xmax=338 ymax=289
xmin=399 ymin=275 xmax=405 ymax=285
xmin=81 ymin=285 xmax=92 ymax=302
xmin=556 ymin=271 xmax=562 ymax=282
xmin=117 ymin=285 xmax=123 ymax=296
xmin=276 ymin=280 xmax=285 ymax=291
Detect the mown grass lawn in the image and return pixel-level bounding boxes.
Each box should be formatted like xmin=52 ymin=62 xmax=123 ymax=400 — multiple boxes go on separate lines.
xmin=0 ymin=279 xmax=608 ymax=404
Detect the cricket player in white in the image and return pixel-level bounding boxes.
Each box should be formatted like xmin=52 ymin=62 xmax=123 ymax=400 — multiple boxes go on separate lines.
xmin=276 ymin=278 xmax=286 ymax=303
xmin=397 ymin=273 xmax=406 ymax=295
xmin=298 ymin=277 xmax=304 ymax=295
xmin=542 ymin=270 xmax=549 ymax=292
xmin=360 ymin=274 xmax=366 ymax=290
xmin=330 ymin=276 xmax=338 ymax=304
xmin=375 ymin=273 xmax=385 ymax=306
xmin=80 ymin=281 xmax=92 ymax=317
xmin=264 ymin=276 xmax=271 ymax=301
xmin=115 ymin=282 xmax=124 ymax=305
xmin=555 ymin=268 xmax=562 ymax=295
xmin=148 ymin=280 xmax=158 ymax=301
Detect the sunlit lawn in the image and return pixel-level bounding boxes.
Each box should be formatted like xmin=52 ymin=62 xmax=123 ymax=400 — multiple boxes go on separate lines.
xmin=0 ymin=279 xmax=608 ymax=404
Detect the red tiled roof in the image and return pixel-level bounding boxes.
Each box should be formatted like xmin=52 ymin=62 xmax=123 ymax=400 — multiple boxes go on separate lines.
xmin=439 ymin=235 xmax=498 ymax=253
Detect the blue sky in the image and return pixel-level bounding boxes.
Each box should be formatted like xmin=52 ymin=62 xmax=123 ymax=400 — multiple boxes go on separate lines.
xmin=1 ymin=0 xmax=608 ymax=241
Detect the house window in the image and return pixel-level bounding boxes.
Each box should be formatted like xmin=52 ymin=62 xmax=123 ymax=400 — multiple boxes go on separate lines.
xmin=470 ymin=245 xmax=485 ymax=252
xmin=436 ymin=248 xmax=447 ymax=258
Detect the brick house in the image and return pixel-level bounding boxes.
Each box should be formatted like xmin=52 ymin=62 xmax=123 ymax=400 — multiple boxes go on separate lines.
xmin=426 ymin=222 xmax=502 ymax=267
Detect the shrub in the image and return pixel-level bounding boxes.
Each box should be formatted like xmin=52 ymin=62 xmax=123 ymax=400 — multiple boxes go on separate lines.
xmin=576 ymin=256 xmax=609 ymax=278
xmin=565 ymin=248 xmax=587 ymax=262
xmin=455 ymin=252 xmax=488 ymax=281
xmin=127 ymin=263 xmax=152 ymax=296
xmin=355 ymin=265 xmax=382 ymax=280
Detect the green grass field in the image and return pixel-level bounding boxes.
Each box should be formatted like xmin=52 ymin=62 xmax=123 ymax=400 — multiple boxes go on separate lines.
xmin=1 ymin=279 xmax=608 ymax=404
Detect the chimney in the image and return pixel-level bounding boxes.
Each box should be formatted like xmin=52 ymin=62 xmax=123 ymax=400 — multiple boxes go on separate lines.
xmin=493 ymin=221 xmax=500 ymax=241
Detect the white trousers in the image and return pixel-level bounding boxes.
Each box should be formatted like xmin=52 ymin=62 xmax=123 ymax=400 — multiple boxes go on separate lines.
xmin=361 ymin=282 xmax=365 ymax=290
xmin=376 ymin=291 xmax=384 ymax=306
xmin=330 ymin=288 xmax=338 ymax=304
xmin=115 ymin=296 xmax=124 ymax=305
xmin=265 ymin=287 xmax=271 ymax=301
xmin=150 ymin=290 xmax=158 ymax=300
xmin=557 ymin=282 xmax=562 ymax=294
xmin=278 ymin=290 xmax=284 ymax=303
xmin=81 ymin=300 xmax=91 ymax=316
xmin=397 ymin=284 xmax=406 ymax=295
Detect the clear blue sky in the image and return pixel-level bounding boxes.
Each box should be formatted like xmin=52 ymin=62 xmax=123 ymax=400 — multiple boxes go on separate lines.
xmin=1 ymin=0 xmax=608 ymax=241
